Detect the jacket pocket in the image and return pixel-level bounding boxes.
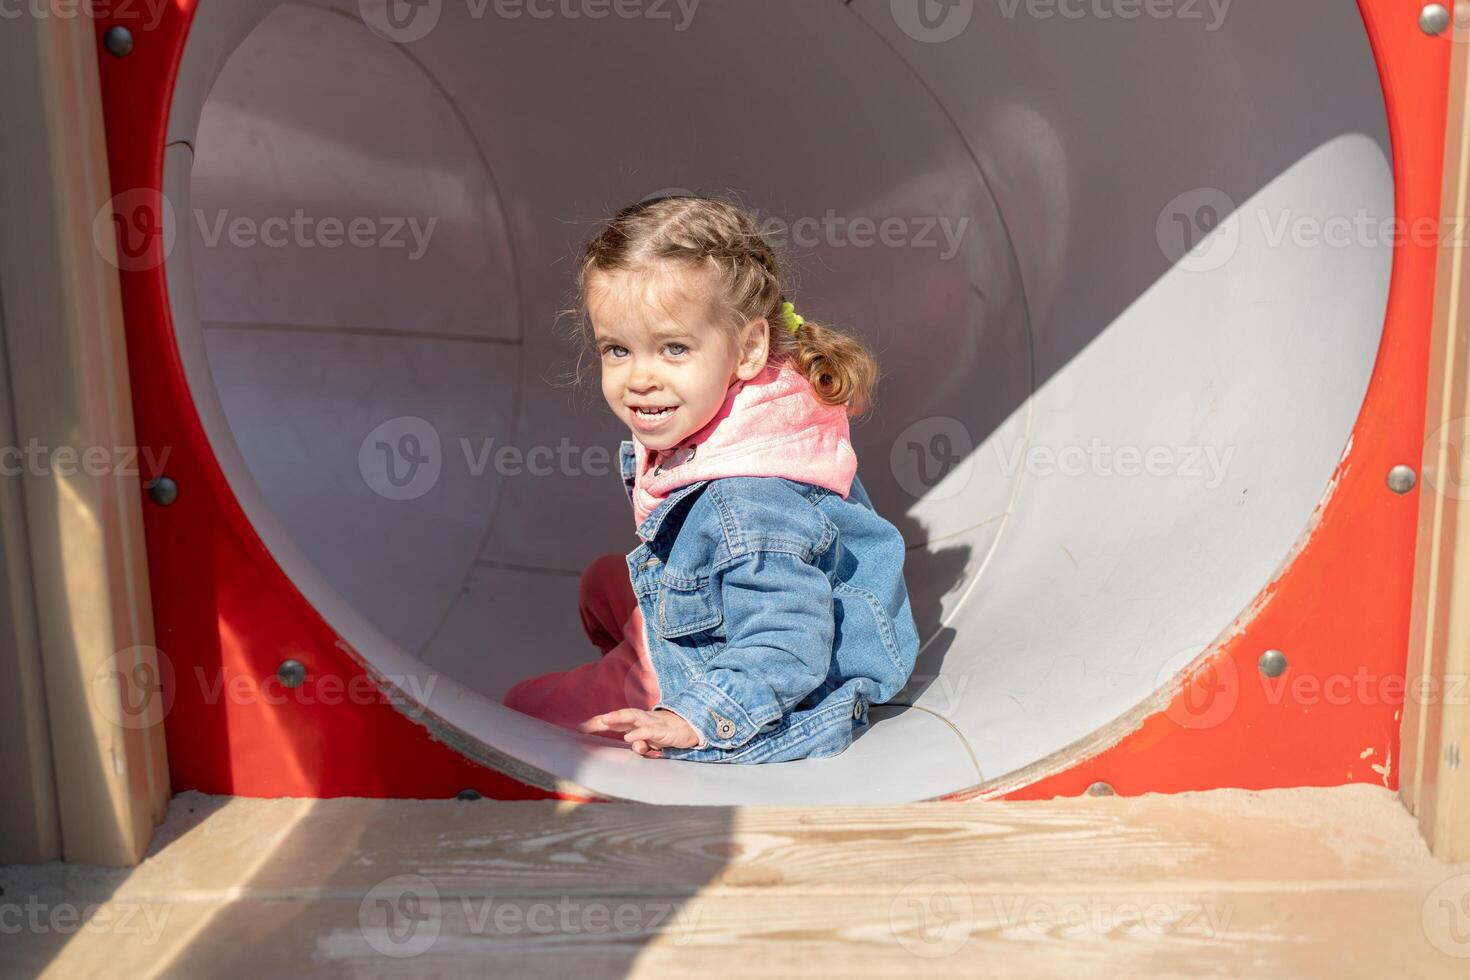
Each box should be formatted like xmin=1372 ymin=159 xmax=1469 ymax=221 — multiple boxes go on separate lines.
xmin=832 ymin=580 xmax=908 ymax=679
xmin=654 ymin=576 xmax=723 ymax=639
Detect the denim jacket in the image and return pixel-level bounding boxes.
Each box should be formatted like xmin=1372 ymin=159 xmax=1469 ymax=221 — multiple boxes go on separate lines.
xmin=619 ymin=439 xmax=920 ymax=764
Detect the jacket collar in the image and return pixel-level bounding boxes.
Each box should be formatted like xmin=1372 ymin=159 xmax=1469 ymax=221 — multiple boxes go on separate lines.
xmin=619 ymin=440 xmax=709 ymax=543
xmin=621 ymin=358 xmax=857 ymax=539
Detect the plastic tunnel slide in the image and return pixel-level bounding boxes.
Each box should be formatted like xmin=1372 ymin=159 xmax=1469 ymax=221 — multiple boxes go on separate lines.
xmin=95 ymin=0 xmax=1451 ymax=804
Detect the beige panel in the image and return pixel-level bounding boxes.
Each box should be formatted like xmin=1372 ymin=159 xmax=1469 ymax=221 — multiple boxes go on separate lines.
xmin=0 ymin=15 xmax=169 ymax=865
xmin=0 ymin=264 xmax=60 ymax=864
xmin=1401 ymin=29 xmax=1470 ymax=863
xmin=2 ymin=786 xmax=1466 ymax=977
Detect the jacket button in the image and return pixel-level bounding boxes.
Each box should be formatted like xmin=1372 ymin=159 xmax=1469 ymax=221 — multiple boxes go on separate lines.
xmin=715 ymin=717 xmax=735 ymax=738
xmin=852 ymin=701 xmax=864 ymax=720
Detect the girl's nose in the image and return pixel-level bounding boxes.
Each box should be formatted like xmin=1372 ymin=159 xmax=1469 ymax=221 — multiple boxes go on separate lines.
xmin=629 ymin=360 xmax=660 ymax=391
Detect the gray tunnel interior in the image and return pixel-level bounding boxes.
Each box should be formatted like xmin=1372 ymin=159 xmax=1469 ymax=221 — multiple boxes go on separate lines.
xmin=161 ymin=0 xmax=1393 ymax=802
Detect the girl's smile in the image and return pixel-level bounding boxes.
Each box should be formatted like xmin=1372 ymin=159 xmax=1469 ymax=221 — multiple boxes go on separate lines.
xmin=628 ymin=403 xmax=679 ymax=433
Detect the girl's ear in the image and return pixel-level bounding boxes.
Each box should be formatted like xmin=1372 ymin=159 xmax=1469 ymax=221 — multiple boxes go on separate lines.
xmin=732 ymin=316 xmax=770 ymax=381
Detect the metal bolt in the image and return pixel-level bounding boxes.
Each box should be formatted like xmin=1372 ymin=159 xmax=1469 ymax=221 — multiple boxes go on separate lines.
xmin=146 ymin=475 xmax=178 ymax=506
xmin=276 ymin=658 xmax=306 ymax=688
xmin=103 ymin=25 xmax=134 ymax=57
xmin=1258 ymin=649 xmax=1288 ymax=678
xmin=1421 ymin=3 xmax=1452 ymax=35
xmin=1387 ymin=464 xmax=1418 ymax=494
xmin=1085 ymin=781 xmax=1116 ymax=797
xmin=456 ymin=788 xmax=483 ymax=801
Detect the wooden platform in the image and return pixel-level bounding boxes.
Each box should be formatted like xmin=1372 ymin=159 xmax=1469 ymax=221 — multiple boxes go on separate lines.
xmin=2 ymin=785 xmax=1468 ymax=977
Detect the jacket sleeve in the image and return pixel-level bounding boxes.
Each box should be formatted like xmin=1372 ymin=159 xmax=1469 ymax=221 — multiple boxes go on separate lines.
xmin=654 ymin=547 xmax=834 ymax=751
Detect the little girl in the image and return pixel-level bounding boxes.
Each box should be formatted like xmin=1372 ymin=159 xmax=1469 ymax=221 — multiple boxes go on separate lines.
xmin=502 ymin=195 xmax=920 ymax=764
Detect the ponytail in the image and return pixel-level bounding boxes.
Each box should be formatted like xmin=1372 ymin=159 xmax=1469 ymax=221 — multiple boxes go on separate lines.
xmin=776 ymin=306 xmax=879 ymax=417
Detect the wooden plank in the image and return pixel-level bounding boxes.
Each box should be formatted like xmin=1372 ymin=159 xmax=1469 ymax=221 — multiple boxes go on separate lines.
xmin=5 ymin=888 xmax=1467 ymax=980
xmin=0 ymin=316 xmax=60 ymax=862
xmin=0 ymin=13 xmax=169 ymax=866
xmin=1402 ymin=10 xmax=1470 ymax=863
xmin=91 ymin=785 xmax=1436 ymax=897
xmin=3 ymin=786 xmax=1467 ymax=978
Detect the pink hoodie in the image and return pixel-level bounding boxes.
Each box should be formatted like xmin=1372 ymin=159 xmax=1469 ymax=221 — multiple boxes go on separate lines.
xmin=630 ymin=357 xmax=858 ymax=529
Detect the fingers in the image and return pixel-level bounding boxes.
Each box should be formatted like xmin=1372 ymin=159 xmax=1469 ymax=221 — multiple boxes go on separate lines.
xmin=623 ymin=726 xmax=657 ymax=746
xmin=577 ymin=708 xmax=645 ymax=734
xmin=624 ymin=725 xmax=670 ymax=757
xmin=577 ymin=710 xmax=667 ymax=758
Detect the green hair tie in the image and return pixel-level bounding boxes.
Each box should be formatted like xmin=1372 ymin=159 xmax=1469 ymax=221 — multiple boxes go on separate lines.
xmin=780 ymin=300 xmax=805 ymax=335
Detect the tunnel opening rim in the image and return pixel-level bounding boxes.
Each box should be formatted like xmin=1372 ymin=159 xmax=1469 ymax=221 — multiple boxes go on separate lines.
xmin=154 ymin=0 xmax=1397 ymax=803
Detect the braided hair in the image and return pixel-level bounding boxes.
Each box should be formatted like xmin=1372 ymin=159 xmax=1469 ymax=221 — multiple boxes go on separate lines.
xmin=567 ymin=194 xmax=878 ymax=415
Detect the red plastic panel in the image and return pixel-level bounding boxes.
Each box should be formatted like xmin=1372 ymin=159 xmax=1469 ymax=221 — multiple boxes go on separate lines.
xmin=92 ymin=0 xmax=1448 ymax=801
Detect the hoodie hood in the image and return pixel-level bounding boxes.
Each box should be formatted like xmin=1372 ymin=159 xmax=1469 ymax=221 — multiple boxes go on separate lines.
xmin=628 ymin=358 xmax=858 ymax=530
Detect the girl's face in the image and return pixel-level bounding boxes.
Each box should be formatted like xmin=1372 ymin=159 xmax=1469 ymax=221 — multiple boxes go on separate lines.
xmin=589 ymin=264 xmax=769 ymax=452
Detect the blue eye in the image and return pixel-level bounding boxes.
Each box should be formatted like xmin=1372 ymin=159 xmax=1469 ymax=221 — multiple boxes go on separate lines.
xmin=666 ymin=343 xmax=687 ymax=356
xmin=603 ymin=345 xmax=628 ymax=358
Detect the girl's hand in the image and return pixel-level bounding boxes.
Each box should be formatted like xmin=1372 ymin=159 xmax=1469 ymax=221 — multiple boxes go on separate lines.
xmin=577 ymin=707 xmax=701 ymax=757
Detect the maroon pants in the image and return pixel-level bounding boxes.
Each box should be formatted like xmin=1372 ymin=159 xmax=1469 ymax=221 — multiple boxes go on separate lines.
xmin=501 ymin=554 xmax=660 ymax=740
